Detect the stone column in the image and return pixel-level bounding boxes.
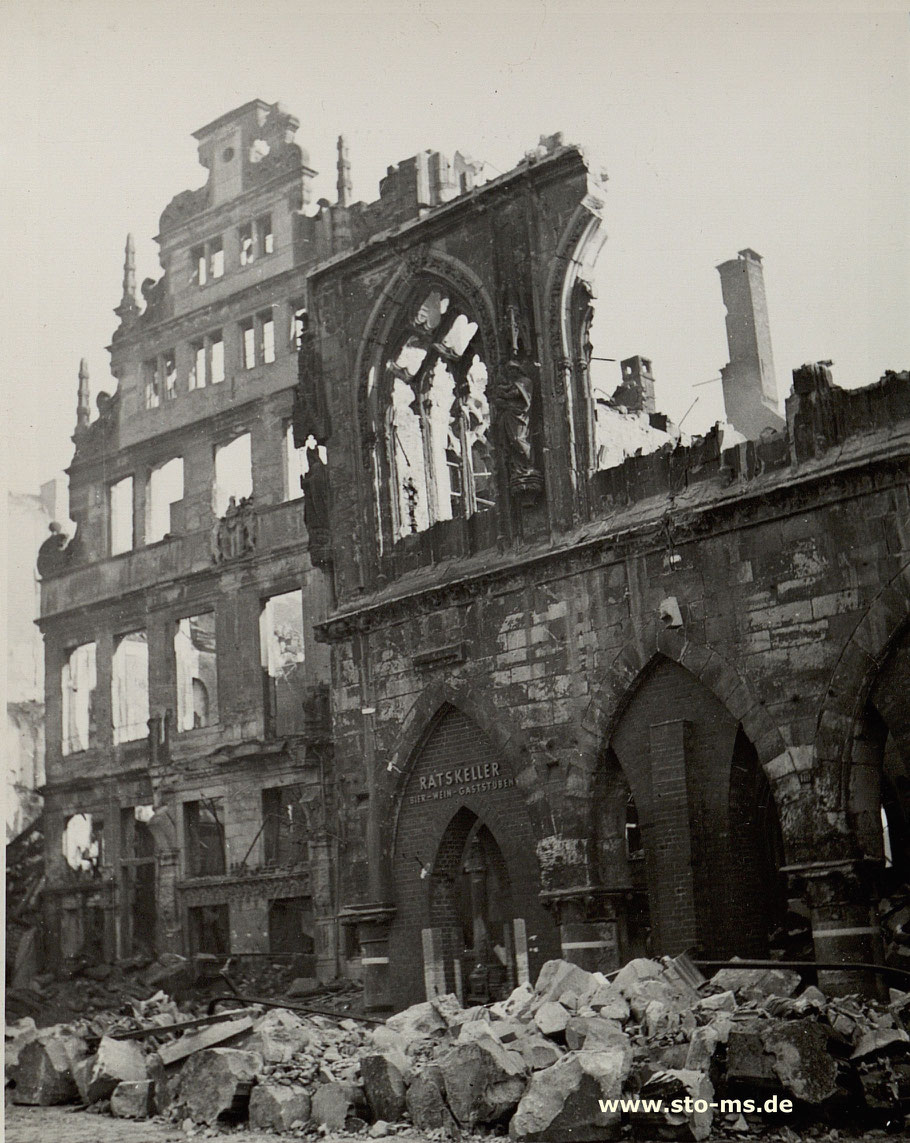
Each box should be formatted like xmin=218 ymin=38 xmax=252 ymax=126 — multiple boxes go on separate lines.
xmin=789 ymin=859 xmax=885 ymax=998
xmin=541 ymin=888 xmax=622 ymax=974
xmin=340 ymin=904 xmax=396 ymax=1013
xmin=309 ymin=833 xmax=338 ymax=983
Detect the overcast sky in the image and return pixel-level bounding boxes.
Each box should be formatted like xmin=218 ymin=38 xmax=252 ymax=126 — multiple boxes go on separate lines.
xmin=1 ymin=0 xmax=907 ymax=498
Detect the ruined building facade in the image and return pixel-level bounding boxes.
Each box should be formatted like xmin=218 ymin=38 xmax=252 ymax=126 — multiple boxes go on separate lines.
xmin=38 ymin=101 xmax=910 ymax=1011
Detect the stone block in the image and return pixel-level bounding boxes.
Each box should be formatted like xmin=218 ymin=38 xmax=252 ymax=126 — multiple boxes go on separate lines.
xmin=512 ymin=1033 xmax=564 ymax=1072
xmin=533 ymin=959 xmax=597 ymax=1008
xmin=586 ymin=983 xmax=631 ymax=1023
xmin=509 ymin=1047 xmax=632 ymax=1142
xmin=564 ymin=1016 xmax=629 ymax=1052
xmin=385 ymin=999 xmax=447 ymax=1039
xmin=611 ymin=957 xmax=663 ymax=997
xmin=405 ymin=1066 xmax=452 ymax=1131
xmin=4 ymin=1018 xmax=39 ymax=1075
xmin=110 ymin=1079 xmax=155 ymax=1119
xmin=437 ymin=1037 xmax=528 ymax=1128
xmin=630 ymin=1069 xmax=713 ymax=1141
xmin=248 ymin=1082 xmax=311 ymax=1131
xmin=533 ymin=1000 xmax=570 ymax=1039
xmin=244 ymin=1008 xmax=310 ymax=1063
xmin=692 ymin=990 xmax=736 ymax=1017
xmin=310 ymin=1081 xmax=369 ymax=1130
xmin=709 ymin=966 xmax=802 ymax=1001
xmin=360 ymin=1053 xmax=407 ymax=1122
xmin=11 ymin=1034 xmax=87 ymax=1105
xmin=726 ymin=1025 xmax=779 ymax=1086
xmin=157 ymin=1015 xmax=254 ymax=1066
xmin=762 ymin=1020 xmax=838 ymax=1104
xmin=76 ymin=1035 xmax=148 ymax=1105
xmin=173 ymin=1047 xmax=261 ymax=1124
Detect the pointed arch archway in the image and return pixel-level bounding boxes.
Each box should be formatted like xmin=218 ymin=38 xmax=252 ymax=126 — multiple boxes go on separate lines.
xmin=386 ymin=702 xmax=559 ymax=1009
xmin=589 ymin=651 xmax=787 ymax=959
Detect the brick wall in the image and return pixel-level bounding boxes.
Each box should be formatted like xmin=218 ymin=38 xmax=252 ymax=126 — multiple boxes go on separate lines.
xmin=387 ymin=706 xmax=559 ymax=1009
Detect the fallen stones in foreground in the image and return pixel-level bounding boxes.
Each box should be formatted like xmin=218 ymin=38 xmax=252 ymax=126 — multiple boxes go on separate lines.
xmin=510 ymin=1045 xmax=632 ymax=1141
xmin=171 ymin=1047 xmax=261 ymax=1124
xmin=5 ymin=955 xmax=910 ymax=1137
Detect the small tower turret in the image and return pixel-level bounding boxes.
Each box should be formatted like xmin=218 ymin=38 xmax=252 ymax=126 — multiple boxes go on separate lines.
xmin=76 ymin=358 xmax=91 ymax=429
xmin=336 ymin=135 xmax=352 ymax=207
xmin=114 ymin=233 xmax=140 ymax=325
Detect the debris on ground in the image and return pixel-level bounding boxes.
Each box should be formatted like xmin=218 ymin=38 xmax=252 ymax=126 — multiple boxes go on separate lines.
xmin=6 ymin=954 xmax=910 ymax=1138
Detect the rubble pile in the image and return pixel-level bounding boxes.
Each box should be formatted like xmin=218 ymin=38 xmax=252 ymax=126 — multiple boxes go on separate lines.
xmin=5 ymin=950 xmax=363 ymax=1029
xmin=6 ymin=956 xmax=910 ymax=1138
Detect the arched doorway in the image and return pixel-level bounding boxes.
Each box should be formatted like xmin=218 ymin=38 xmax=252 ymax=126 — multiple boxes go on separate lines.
xmin=429 ymin=807 xmax=516 ymax=1004
xmin=388 ymin=704 xmax=559 ymax=1009
xmin=597 ymin=655 xmax=786 ymax=959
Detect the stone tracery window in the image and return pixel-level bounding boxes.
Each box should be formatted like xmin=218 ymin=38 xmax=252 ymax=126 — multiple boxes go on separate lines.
xmin=384 ymin=286 xmax=495 ymax=540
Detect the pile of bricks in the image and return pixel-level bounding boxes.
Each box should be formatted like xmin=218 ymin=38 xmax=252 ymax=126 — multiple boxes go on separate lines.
xmin=6 ymin=957 xmax=909 ymax=1139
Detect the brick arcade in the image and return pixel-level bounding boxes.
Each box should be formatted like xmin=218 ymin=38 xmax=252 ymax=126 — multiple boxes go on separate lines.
xmin=35 ymin=101 xmax=910 ymax=1012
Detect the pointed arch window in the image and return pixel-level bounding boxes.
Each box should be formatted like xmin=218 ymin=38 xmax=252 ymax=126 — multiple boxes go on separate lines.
xmin=384 ymin=285 xmax=495 ymax=540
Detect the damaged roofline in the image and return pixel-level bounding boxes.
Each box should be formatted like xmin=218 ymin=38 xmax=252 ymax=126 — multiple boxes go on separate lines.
xmin=307 ymin=143 xmax=604 ymax=283
xmin=314 ymin=435 xmax=909 ymax=641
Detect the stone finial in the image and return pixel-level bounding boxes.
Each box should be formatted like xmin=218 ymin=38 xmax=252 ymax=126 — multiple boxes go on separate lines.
xmin=336 ymin=135 xmax=352 ymax=208
xmin=114 ymin=233 xmax=140 ymax=324
xmin=76 ymin=357 xmax=91 ymax=428
xmin=122 ymin=233 xmax=136 ymax=302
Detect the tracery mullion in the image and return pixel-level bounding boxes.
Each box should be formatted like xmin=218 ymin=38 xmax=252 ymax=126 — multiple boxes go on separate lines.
xmin=422 ymin=307 xmax=461 ymax=354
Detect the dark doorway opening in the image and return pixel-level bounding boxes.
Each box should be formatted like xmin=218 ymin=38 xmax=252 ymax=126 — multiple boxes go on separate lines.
xmin=430 ymin=807 xmax=515 ymax=1003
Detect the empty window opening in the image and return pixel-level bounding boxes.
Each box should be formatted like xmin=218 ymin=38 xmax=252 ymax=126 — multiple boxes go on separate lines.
xmin=268 ymin=896 xmax=315 ymax=957
xmin=62 ymin=812 xmax=103 ymax=873
xmin=390 ymin=377 xmax=428 ymax=534
xmin=191 ymin=244 xmax=207 ymax=287
xmin=242 ymin=320 xmax=256 ymax=370
xmin=175 ymin=613 xmax=218 ymax=731
xmin=112 ymin=630 xmax=149 ymax=745
xmin=213 ymin=433 xmax=252 ymax=517
xmin=209 ymin=237 xmax=224 ymax=280
xmin=184 ymin=797 xmax=226 ymax=877
xmin=239 ymin=312 xmax=276 ymax=371
xmin=262 ymin=785 xmax=308 ymax=867
xmin=188 ymin=903 xmax=230 ymax=956
xmin=146 ymin=457 xmax=184 ymax=544
xmin=261 ymin=314 xmax=275 ymax=364
xmin=109 ymin=476 xmax=134 ymax=555
xmin=164 ymin=350 xmax=177 ymax=400
xmin=260 ymin=591 xmax=306 ymax=735
xmin=625 ymin=794 xmax=644 ymax=859
xmin=210 ymin=332 xmax=224 ymax=384
xmin=239 ymin=222 xmax=254 ymax=266
xmin=122 ymin=804 xmax=155 ymax=856
xmin=143 ymin=357 xmax=160 ymax=410
xmin=189 ymin=341 xmax=205 ymax=389
xmin=258 ymin=213 xmax=274 ymax=256
xmin=292 ymin=303 xmax=308 ymax=349
xmin=384 ymin=287 xmax=493 ymax=539
xmin=62 ymin=641 xmax=97 ymax=755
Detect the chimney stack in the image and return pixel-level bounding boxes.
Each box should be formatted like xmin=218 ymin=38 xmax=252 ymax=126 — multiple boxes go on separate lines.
xmin=717 ymin=249 xmax=785 ymax=439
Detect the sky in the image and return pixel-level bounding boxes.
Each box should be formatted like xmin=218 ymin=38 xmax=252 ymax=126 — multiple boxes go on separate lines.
xmin=1 ymin=0 xmax=908 ymax=497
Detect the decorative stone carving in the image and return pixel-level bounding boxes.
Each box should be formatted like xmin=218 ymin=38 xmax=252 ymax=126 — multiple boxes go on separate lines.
xmin=211 ymin=496 xmax=258 ymax=564
xmin=303 ymin=448 xmax=332 ymax=569
xmin=36 ymin=523 xmax=74 ymax=578
xmin=158 ymin=186 xmax=209 ymax=233
xmin=491 ymin=358 xmax=542 ymax=500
